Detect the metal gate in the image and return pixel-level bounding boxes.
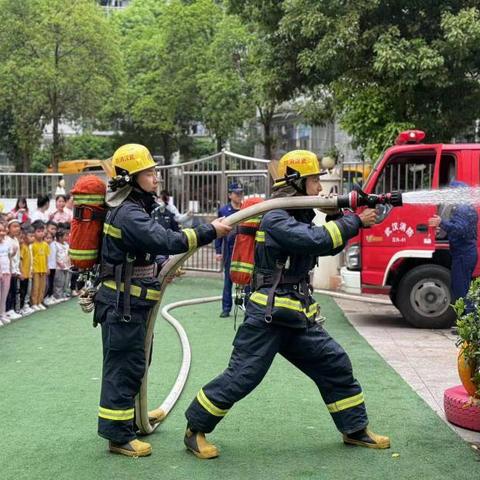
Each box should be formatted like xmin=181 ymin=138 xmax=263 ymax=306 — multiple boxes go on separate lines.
xmin=158 ymin=150 xmax=270 ymax=272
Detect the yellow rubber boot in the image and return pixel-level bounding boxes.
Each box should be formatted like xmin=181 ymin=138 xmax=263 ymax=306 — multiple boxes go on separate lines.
xmin=148 ymin=408 xmax=166 ymax=426
xmin=343 ymin=428 xmax=390 ymax=449
xmin=109 ymin=439 xmax=152 ymax=457
xmin=184 ymin=428 xmax=219 ymax=459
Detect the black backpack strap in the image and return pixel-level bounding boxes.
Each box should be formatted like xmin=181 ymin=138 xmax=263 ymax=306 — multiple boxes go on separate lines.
xmin=121 ymin=253 xmax=135 ymax=322
xmin=264 ymin=260 xmax=285 ymax=324
xmin=73 ymin=205 xmax=106 ymax=222
xmin=237 ymin=225 xmax=258 ymax=236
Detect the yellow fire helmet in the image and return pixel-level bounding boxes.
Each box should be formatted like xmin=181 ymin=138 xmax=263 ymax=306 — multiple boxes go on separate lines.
xmin=111 ymin=143 xmax=157 ymax=176
xmin=273 ymin=150 xmax=323 ymax=187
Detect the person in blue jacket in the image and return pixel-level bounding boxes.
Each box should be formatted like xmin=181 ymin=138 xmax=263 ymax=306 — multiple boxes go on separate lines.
xmin=215 ymin=182 xmax=244 ymax=317
xmin=184 ymin=150 xmax=390 ymax=459
xmin=93 ymin=144 xmax=231 ymax=458
xmin=429 ymin=180 xmax=478 ymax=304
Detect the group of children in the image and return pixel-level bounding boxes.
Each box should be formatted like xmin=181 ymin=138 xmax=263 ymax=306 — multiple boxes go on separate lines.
xmin=0 ymin=217 xmax=73 ymax=326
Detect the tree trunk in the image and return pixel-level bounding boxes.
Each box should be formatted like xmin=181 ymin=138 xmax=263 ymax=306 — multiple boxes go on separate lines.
xmin=216 ymin=136 xmax=224 ymax=153
xmin=21 ymin=151 xmax=30 ymax=172
xmin=263 ymin=120 xmax=273 ymax=160
xmin=51 ymin=39 xmax=61 ymax=172
xmin=259 ymin=104 xmax=276 ymax=160
xmin=160 ymin=133 xmax=174 ymax=165
xmin=21 ymin=150 xmax=30 ymax=195
xmin=52 ymin=107 xmax=60 ymax=172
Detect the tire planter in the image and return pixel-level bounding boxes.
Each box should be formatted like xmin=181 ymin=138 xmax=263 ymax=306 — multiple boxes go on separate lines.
xmin=444 ymin=385 xmax=480 ymax=432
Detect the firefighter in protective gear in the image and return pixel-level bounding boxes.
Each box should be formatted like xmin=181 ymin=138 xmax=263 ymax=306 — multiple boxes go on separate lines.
xmin=184 ymin=150 xmax=390 ymax=459
xmin=215 ymin=182 xmax=244 ymax=317
xmin=94 ymin=144 xmax=231 ymax=457
xmin=428 ymin=180 xmax=478 ymax=304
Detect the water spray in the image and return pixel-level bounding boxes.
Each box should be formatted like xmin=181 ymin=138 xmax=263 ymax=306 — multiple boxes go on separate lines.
xmin=402 ymin=186 xmax=480 ymax=205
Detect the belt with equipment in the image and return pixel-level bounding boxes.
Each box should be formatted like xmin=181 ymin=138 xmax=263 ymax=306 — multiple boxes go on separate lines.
xmin=101 ymin=280 xmax=161 ymax=302
xmin=253 ymin=266 xmax=312 ymax=323
xmin=100 ymin=263 xmax=156 ymax=279
xmin=100 ymin=259 xmax=159 ymax=322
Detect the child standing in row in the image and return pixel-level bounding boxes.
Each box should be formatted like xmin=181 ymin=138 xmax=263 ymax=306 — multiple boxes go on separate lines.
xmin=19 ymin=227 xmax=34 ymax=315
xmin=44 ymin=221 xmax=57 ymax=305
xmin=30 ymin=221 xmax=50 ymax=311
xmin=54 ymin=229 xmax=70 ymax=301
xmin=0 ymin=222 xmax=13 ymax=325
xmin=6 ymin=219 xmax=22 ymax=320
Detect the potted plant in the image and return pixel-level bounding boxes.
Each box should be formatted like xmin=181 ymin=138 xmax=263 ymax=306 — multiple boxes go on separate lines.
xmin=453 ymin=278 xmax=480 ymax=398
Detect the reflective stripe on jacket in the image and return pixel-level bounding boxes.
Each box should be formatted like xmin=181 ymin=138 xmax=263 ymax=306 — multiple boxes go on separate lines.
xmin=246 ymin=208 xmax=362 ymax=328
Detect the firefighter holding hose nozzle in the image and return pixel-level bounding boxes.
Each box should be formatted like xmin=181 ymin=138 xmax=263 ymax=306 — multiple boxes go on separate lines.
xmin=184 ymin=150 xmax=390 ymax=459
xmin=94 ymin=144 xmax=231 ymax=458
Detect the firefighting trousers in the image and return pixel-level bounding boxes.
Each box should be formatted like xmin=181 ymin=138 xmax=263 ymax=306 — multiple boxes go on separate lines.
xmin=451 ymin=251 xmax=477 ymax=302
xmin=95 ymin=302 xmax=149 ymax=444
xmin=185 ymin=320 xmax=368 ymax=434
xmin=221 ymin=252 xmax=233 ymax=314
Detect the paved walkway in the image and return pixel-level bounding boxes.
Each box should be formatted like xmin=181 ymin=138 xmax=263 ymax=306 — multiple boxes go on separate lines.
xmin=335 ymin=297 xmax=480 ymax=445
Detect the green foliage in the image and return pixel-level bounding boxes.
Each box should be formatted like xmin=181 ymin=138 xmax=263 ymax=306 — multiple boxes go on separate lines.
xmin=116 ymin=0 xmax=223 ymax=162
xmin=0 ymin=0 xmax=124 ymax=171
xmin=117 ymin=0 xmax=284 ymax=161
xmin=63 ymin=134 xmax=117 ymax=161
xmin=230 ymin=126 xmax=260 ymax=157
xmin=232 ymin=1 xmax=480 ymax=160
xmin=188 ymin=137 xmax=217 ymax=160
xmin=177 ymin=136 xmax=216 ymax=161
xmin=453 ymin=278 xmax=480 ymax=396
xmin=31 ymin=147 xmax=52 ymax=173
xmin=0 ymin=108 xmax=20 ymax=168
xmin=30 ymin=134 xmax=116 ymax=172
xmin=198 ymin=14 xmax=256 ymax=148
xmin=336 ymin=83 xmax=415 ymax=159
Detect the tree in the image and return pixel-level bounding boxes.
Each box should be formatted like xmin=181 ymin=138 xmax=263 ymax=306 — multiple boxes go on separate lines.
xmin=117 ymin=0 xmax=222 ymax=163
xmin=199 ymin=5 xmax=287 ymax=159
xmin=118 ymin=0 xmax=283 ymax=161
xmin=0 ymin=0 xmax=124 ymax=171
xmin=231 ymin=1 xmax=480 ymax=160
xmin=198 ymin=15 xmax=255 ymax=151
xmin=225 ymin=2 xmax=309 ymax=159
xmin=246 ymin=36 xmax=283 ymax=160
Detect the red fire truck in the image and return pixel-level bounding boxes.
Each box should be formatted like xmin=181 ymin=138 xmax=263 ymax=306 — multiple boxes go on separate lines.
xmin=341 ymin=130 xmax=480 ymax=328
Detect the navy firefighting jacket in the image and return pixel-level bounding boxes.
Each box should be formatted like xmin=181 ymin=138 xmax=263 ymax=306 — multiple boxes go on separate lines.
xmin=96 ymin=189 xmax=216 ymax=308
xmin=440 ymin=204 xmax=478 ymax=257
xmin=246 ymin=208 xmax=363 ymax=328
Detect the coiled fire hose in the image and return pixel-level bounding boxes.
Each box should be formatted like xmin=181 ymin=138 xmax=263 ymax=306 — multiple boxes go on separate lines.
xmin=135 ymin=190 xmax=403 ymax=434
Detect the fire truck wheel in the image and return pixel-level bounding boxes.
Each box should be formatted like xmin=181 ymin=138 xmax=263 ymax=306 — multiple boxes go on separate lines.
xmin=389 ymin=288 xmax=398 ymax=308
xmin=396 ymin=264 xmax=455 ymax=329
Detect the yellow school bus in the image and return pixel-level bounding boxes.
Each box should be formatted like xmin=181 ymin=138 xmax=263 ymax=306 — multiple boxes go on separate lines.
xmin=47 ymin=159 xmax=104 ymax=174
xmin=342 ymin=163 xmax=372 ymax=193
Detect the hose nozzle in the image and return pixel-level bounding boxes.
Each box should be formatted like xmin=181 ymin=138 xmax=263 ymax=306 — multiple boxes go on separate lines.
xmin=337 ymin=186 xmax=403 ymax=209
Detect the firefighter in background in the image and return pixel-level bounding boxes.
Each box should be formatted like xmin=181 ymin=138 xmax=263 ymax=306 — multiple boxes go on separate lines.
xmin=428 ymin=180 xmax=478 ymax=304
xmin=184 ymin=150 xmax=390 ymax=459
xmin=94 ymin=144 xmax=231 ymax=458
xmin=215 ymin=182 xmax=244 ymax=317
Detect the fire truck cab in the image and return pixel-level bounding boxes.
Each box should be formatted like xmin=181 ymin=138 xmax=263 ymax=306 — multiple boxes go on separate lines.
xmin=341 ymin=130 xmax=480 ymax=328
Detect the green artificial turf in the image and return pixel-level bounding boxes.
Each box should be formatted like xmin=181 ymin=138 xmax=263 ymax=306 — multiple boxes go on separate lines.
xmin=1 ymin=277 xmax=478 ymax=480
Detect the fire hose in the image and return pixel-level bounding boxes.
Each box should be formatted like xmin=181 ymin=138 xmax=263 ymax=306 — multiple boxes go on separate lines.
xmin=135 ymin=188 xmax=403 ymax=434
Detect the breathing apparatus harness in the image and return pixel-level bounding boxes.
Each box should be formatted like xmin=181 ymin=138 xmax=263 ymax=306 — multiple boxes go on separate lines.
xmin=93 ymin=170 xmax=159 ymax=325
